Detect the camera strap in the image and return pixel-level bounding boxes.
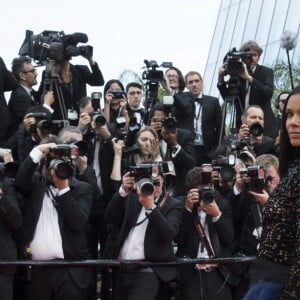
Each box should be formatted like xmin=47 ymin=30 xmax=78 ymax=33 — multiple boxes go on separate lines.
xmin=46 ymin=186 xmax=59 ymax=207
xmin=192 ymin=209 xmax=215 ymax=258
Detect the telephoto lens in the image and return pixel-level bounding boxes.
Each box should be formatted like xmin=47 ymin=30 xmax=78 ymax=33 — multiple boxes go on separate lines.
xmin=249 ymin=123 xmax=263 ymax=137
xmin=138 ymin=178 xmax=154 ymax=196
xmin=50 ymin=159 xmax=74 ymax=179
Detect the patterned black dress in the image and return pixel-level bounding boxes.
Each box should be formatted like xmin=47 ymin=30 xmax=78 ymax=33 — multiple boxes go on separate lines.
xmin=257 ymin=158 xmax=300 ymax=299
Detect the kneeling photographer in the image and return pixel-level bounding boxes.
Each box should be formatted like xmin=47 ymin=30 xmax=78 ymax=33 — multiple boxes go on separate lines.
xmin=14 ymin=141 xmax=93 ymax=300
xmin=238 ymin=105 xmax=279 ymax=157
xmin=175 ymin=166 xmax=235 ymax=300
xmin=104 ymin=162 xmax=183 ymax=300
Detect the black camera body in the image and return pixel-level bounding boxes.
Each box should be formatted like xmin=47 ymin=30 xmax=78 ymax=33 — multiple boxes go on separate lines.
xmin=19 ymin=30 xmax=92 ymax=64
xmin=212 ymin=155 xmax=236 ymax=182
xmin=198 ymin=186 xmax=215 ymax=204
xmin=110 ymin=90 xmax=126 ymax=99
xmin=49 ymin=144 xmax=78 ymax=160
xmin=142 ymin=60 xmax=172 ymax=82
xmin=129 ymin=164 xmax=152 ymax=180
xmin=91 ymin=92 xmax=102 ymax=111
xmin=223 ymin=47 xmax=252 ymax=76
xmin=240 ymin=165 xmax=265 ymax=193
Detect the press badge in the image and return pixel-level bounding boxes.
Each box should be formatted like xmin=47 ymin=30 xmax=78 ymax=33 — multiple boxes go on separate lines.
xmin=68 ymin=109 xmax=78 ymax=121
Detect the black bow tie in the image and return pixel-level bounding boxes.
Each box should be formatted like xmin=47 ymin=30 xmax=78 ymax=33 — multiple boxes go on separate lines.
xmin=194 ymin=98 xmax=202 ymax=104
xmin=132 ymin=109 xmax=143 ymax=114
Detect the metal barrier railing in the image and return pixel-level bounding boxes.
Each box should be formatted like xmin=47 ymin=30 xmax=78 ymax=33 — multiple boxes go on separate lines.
xmin=0 ymin=256 xmax=256 ymax=267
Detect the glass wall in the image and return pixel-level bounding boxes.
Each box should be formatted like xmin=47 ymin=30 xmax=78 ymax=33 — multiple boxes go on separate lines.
xmin=204 ymin=0 xmax=300 ymax=98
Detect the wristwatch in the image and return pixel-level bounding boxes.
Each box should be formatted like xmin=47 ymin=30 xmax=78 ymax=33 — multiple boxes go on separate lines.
xmin=172 ymin=144 xmax=180 ymax=155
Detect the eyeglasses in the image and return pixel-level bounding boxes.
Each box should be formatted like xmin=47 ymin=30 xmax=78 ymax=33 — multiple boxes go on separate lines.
xmin=128 ymin=91 xmax=142 ymax=96
xmin=167 ymin=74 xmax=178 ymax=79
xmin=22 ymin=69 xmax=36 ymax=74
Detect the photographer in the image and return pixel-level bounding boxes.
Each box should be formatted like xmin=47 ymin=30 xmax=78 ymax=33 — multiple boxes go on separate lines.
xmin=14 ymin=141 xmax=93 ymax=300
xmin=9 ymin=56 xmax=55 ymax=135
xmin=175 ymin=166 xmax=234 ymax=300
xmin=0 ymin=150 xmax=22 ymax=300
xmin=0 ymin=56 xmax=18 ymax=147
xmin=37 ymin=46 xmax=104 ymax=123
xmin=217 ymin=40 xmax=277 ymax=137
xmin=102 ymin=79 xmax=129 ymax=130
xmin=6 ymin=105 xmax=54 ymax=164
xmin=238 ymin=105 xmax=279 ymax=157
xmin=149 ymin=103 xmax=195 ymax=196
xmin=229 ymin=155 xmax=279 ymax=300
xmin=104 ymin=163 xmax=184 ymax=300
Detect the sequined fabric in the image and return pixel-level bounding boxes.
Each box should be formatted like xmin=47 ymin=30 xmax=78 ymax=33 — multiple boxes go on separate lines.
xmin=258 ymin=158 xmax=300 ymax=299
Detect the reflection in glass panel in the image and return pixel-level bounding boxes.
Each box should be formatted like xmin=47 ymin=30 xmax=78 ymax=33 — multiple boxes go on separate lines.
xmin=268 ymin=1 xmax=289 ymax=43
xmin=242 ymin=0 xmax=263 ymax=41
xmin=264 ymin=41 xmax=281 ymax=66
xmin=206 ymin=9 xmax=228 ymax=65
xmin=221 ymin=0 xmax=231 ymax=10
xmin=220 ymin=3 xmax=239 ymax=54
xmin=230 ymin=0 xmax=251 ymax=48
xmin=255 ymin=0 xmax=276 ymax=43
xmin=204 ymin=64 xmax=216 ymax=94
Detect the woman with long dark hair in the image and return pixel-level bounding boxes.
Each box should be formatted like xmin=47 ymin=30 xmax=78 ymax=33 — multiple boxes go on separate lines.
xmin=244 ymin=86 xmax=300 ymax=299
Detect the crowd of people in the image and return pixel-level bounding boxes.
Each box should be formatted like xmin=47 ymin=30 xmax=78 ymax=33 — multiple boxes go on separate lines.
xmin=0 ymin=38 xmax=299 ymax=300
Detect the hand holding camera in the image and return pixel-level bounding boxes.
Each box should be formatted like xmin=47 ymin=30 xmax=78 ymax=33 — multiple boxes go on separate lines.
xmin=200 ymin=200 xmax=221 ymax=218
xmin=78 ymin=112 xmax=92 ymax=132
xmin=248 ymin=189 xmax=269 ymax=206
xmin=185 ymin=188 xmax=199 ymax=211
xmin=43 ymin=90 xmax=55 ymax=106
xmin=112 ymin=137 xmax=124 ymax=157
xmin=121 ymin=171 xmax=135 ymax=193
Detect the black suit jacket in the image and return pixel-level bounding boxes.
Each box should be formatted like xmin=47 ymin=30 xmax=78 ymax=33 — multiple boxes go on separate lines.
xmin=162 ymin=128 xmax=195 ymax=196
xmin=0 ymin=177 xmax=22 ymax=275
xmin=218 ymin=64 xmax=277 ymax=137
xmin=9 ymin=85 xmax=36 ymax=133
xmin=104 ymin=191 xmax=184 ymax=282
xmin=14 ymin=155 xmax=93 ymax=289
xmin=0 ymin=57 xmax=18 ymax=133
xmin=173 ymin=92 xmax=222 ymax=155
xmin=175 ymin=196 xmax=234 ymax=284
xmin=38 ymin=62 xmax=104 ymax=120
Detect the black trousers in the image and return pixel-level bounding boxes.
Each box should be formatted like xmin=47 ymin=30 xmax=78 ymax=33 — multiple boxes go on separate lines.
xmin=113 ymin=269 xmax=162 ymax=300
xmin=24 ymin=266 xmax=86 ymax=300
xmin=178 ymin=268 xmax=232 ymax=300
xmin=0 ymin=272 xmax=13 ymax=300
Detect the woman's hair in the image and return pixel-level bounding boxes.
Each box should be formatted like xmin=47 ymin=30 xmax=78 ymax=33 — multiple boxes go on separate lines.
xmin=103 ymin=79 xmax=125 ymax=96
xmin=279 ymin=85 xmax=300 ymax=177
xmin=166 ymin=66 xmax=185 ymax=92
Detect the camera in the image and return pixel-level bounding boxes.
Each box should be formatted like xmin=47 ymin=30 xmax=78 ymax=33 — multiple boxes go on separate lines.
xmin=91 ymin=112 xmax=106 ymax=127
xmin=91 ymin=92 xmax=102 ymax=111
xmin=198 ymin=186 xmax=215 ymax=204
xmin=31 ymin=112 xmax=48 ymax=119
xmin=19 ymin=30 xmax=92 ymax=64
xmin=49 ymin=159 xmax=74 ymax=179
xmin=249 ymin=123 xmax=263 ymax=137
xmin=142 ymin=60 xmax=172 ymax=82
xmin=0 ymin=162 xmax=19 ymax=179
xmin=129 ymin=164 xmax=153 ymax=180
xmin=223 ymin=47 xmax=252 ymax=76
xmin=212 ymin=154 xmax=236 ymax=182
xmin=49 ymin=144 xmax=79 ymax=160
xmin=110 ymin=90 xmax=126 ymax=99
xmin=162 ymin=117 xmax=177 ymax=133
xmin=240 ymin=165 xmax=265 ymax=193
